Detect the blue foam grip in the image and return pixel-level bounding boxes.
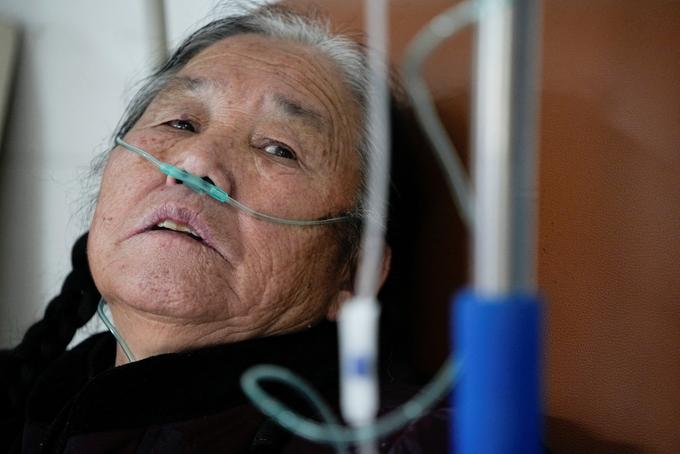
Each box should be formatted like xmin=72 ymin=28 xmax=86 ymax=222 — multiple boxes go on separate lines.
xmin=452 ymin=289 xmax=542 ymax=454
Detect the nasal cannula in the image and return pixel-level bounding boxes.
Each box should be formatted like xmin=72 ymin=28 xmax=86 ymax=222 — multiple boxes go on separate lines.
xmin=115 ymin=136 xmax=355 ymax=227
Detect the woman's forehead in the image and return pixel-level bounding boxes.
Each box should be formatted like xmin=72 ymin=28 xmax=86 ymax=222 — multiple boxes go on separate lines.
xmin=176 ymin=34 xmax=355 ymax=124
xmin=162 ymin=33 xmax=362 ymax=174
xmin=152 ymin=74 xmax=330 ymax=136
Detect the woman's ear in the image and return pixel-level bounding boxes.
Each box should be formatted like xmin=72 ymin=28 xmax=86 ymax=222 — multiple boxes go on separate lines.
xmin=378 ymin=245 xmax=392 ymax=289
xmin=325 ymin=289 xmax=353 ymax=321
xmin=325 ymin=245 xmax=392 ymax=321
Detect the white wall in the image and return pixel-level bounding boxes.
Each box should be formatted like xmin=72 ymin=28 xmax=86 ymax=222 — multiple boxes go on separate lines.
xmin=0 ymin=0 xmax=242 ymax=348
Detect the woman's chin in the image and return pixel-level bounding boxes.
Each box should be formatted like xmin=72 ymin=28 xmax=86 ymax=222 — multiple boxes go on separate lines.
xmin=102 ymin=261 xmax=236 ymax=322
xmin=129 ymin=229 xmax=230 ymax=265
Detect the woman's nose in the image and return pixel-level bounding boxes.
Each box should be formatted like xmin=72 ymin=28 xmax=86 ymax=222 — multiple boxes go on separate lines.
xmin=164 ymin=139 xmax=233 ymax=195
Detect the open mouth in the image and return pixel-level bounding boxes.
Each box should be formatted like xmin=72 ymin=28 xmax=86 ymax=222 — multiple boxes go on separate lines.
xmin=150 ymin=220 xmax=203 ymax=242
xmin=133 ymin=208 xmax=228 ymax=262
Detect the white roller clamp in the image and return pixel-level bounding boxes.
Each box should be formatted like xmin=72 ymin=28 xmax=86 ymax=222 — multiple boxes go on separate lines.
xmin=338 ymin=296 xmax=381 ymax=427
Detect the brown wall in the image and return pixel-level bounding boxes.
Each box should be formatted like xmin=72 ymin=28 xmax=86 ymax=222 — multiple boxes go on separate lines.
xmin=286 ymin=1 xmax=680 ymax=452
xmin=539 ymin=2 xmax=680 ymax=453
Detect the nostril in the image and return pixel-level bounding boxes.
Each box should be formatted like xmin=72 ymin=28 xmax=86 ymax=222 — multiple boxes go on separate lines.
xmin=173 ymin=176 xmax=213 ymax=186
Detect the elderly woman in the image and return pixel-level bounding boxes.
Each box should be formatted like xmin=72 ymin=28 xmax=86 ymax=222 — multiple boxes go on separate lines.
xmin=1 ymin=4 xmax=448 ymax=453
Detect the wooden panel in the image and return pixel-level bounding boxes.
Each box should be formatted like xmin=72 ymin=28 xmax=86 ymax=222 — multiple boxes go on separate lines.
xmin=539 ymin=2 xmax=680 ymax=453
xmin=285 ymin=1 xmax=680 ymax=452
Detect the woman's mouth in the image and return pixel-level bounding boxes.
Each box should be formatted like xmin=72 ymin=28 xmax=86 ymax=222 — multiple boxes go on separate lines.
xmin=130 ymin=203 xmax=231 ymax=262
xmin=150 ymin=219 xmax=203 ymax=241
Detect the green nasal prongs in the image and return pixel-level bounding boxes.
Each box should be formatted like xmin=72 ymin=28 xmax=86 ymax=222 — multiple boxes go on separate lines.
xmin=113 ymin=137 xmax=229 ymax=204
xmin=114 ymin=136 xmax=353 ymax=226
xmin=158 ymin=163 xmax=229 ymax=203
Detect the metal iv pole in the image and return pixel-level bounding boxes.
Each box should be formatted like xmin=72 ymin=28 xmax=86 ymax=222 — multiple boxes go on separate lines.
xmin=454 ymin=0 xmax=543 ymax=452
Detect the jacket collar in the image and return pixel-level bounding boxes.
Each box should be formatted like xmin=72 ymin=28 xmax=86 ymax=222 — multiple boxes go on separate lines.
xmin=27 ymin=321 xmax=339 ymax=433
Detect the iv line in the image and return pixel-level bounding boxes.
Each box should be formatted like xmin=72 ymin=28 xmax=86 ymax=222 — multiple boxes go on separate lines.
xmin=402 ymin=0 xmax=480 ymax=229
xmin=240 ymin=0 xmax=493 ymax=449
xmin=241 ymin=357 xmax=460 ymax=445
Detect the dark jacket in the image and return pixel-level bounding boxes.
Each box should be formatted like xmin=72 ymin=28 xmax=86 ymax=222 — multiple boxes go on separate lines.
xmin=0 ymin=237 xmax=450 ymax=453
xmin=5 ymin=324 xmax=449 ymax=453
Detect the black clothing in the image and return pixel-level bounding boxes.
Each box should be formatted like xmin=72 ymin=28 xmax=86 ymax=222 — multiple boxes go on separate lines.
xmin=4 ymin=324 xmax=449 ymax=453
xmin=0 ymin=234 xmax=450 ymax=453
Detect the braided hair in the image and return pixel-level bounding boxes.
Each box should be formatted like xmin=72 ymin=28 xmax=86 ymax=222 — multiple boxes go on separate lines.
xmin=0 ymin=233 xmax=100 ymax=441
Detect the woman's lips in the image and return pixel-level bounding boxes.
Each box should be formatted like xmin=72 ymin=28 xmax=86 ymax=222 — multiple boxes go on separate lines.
xmin=152 ymin=219 xmax=202 ymax=240
xmin=129 ymin=202 xmax=227 ymax=261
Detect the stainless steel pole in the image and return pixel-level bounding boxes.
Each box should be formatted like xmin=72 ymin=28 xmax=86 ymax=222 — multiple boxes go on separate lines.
xmin=472 ymin=0 xmax=541 ymax=295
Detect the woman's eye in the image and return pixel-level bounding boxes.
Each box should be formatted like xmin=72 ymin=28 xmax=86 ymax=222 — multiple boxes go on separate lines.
xmin=263 ymin=143 xmax=297 ymax=160
xmin=165 ymin=119 xmax=196 ymax=133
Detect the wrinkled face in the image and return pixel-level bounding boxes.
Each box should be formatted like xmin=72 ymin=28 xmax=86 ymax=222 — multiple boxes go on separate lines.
xmin=88 ymin=34 xmax=362 ymax=340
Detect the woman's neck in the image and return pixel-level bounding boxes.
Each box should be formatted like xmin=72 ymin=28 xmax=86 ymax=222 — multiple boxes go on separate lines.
xmin=106 ymin=302 xmax=269 ymax=366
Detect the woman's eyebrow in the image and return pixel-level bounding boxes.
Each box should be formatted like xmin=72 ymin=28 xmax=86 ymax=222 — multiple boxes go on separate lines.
xmin=154 ymin=76 xmax=329 ymax=133
xmin=272 ymin=94 xmax=328 ymax=133
xmin=155 ymin=76 xmax=213 ymax=101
